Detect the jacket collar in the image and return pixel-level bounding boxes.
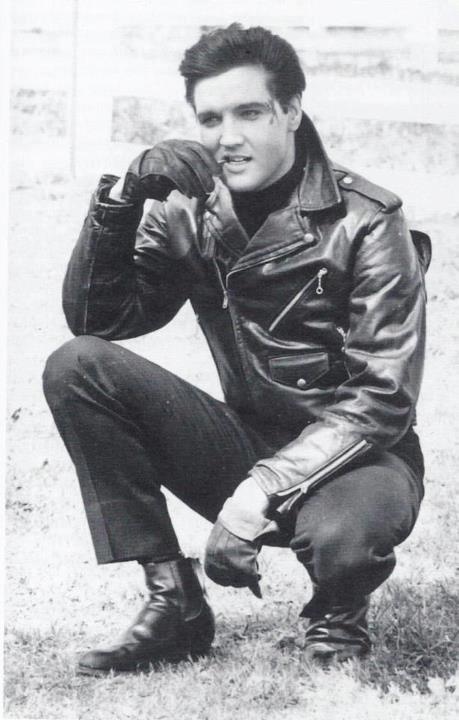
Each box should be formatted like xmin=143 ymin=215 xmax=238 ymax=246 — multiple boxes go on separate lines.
xmin=296 ymin=112 xmax=342 ymax=212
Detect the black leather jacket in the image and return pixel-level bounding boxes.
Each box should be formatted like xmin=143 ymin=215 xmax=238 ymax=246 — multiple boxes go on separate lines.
xmin=63 ymin=115 xmax=429 ymax=500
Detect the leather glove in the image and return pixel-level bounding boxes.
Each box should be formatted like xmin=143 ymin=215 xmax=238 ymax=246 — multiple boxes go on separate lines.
xmin=204 ymin=480 xmax=278 ymax=598
xmin=204 ymin=519 xmax=263 ymax=598
xmin=121 ymin=139 xmax=221 ymax=203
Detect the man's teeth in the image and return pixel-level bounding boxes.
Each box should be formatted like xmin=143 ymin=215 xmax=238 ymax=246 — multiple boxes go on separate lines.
xmin=225 ymin=156 xmax=249 ymax=162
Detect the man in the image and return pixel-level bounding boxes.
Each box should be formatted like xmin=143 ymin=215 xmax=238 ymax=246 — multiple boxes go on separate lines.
xmin=43 ymin=24 xmax=429 ymax=675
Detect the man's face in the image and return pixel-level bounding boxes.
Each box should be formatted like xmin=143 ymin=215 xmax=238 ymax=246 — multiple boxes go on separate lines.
xmin=193 ymin=65 xmax=299 ymax=193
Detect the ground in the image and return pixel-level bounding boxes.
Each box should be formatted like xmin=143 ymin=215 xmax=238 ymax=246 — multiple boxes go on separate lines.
xmin=5 ymin=137 xmax=459 ymax=719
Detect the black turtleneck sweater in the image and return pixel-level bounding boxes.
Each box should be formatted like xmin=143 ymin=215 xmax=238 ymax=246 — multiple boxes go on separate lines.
xmin=230 ymin=132 xmax=307 ymax=239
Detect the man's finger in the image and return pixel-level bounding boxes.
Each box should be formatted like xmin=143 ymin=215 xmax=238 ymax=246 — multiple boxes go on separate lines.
xmin=248 ymin=579 xmax=262 ymax=599
xmin=176 ymin=153 xmax=217 ymax=196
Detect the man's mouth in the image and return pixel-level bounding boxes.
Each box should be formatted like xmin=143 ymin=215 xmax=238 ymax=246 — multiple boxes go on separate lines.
xmin=219 ymin=155 xmax=252 ymax=165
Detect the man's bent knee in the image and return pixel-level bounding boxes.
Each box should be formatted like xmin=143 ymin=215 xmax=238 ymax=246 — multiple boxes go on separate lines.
xmin=292 ymin=521 xmax=396 ymax=598
xmin=42 ymin=335 xmax=112 ymax=404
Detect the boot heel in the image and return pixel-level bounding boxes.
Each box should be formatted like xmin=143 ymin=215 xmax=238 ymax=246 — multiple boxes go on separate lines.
xmin=76 ymin=557 xmax=215 ymax=674
xmin=185 ymin=602 xmax=215 ymax=657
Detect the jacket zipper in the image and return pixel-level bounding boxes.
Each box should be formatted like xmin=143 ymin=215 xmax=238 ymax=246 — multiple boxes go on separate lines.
xmin=268 ymin=267 xmax=328 ymax=333
xmin=210 ymin=241 xmax=315 ymax=404
xmin=212 ymin=238 xmax=311 ymax=310
xmin=211 ymin=258 xmax=254 ymax=401
xmin=212 ymin=258 xmax=229 ymax=309
xmin=273 ymin=439 xmax=371 ymax=517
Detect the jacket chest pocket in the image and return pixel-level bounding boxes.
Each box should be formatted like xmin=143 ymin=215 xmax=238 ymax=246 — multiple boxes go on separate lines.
xmin=268 ymin=267 xmax=328 ymax=334
xmin=269 ymin=352 xmax=330 ymax=390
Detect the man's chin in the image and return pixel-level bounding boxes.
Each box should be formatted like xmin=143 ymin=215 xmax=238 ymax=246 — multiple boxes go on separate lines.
xmin=223 ymin=173 xmax=262 ymax=194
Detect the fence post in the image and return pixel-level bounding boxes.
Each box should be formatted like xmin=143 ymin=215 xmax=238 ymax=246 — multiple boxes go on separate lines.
xmin=71 ymin=0 xmax=116 ymax=177
xmin=69 ymin=0 xmax=78 ymax=178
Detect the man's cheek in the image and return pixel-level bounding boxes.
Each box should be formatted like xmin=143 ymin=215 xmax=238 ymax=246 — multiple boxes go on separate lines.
xmin=198 ymin=132 xmax=215 ymax=153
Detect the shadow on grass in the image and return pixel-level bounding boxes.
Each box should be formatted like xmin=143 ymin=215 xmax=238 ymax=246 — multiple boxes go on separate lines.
xmin=212 ymin=578 xmax=458 ymax=696
xmin=347 ymin=580 xmax=458 ymax=694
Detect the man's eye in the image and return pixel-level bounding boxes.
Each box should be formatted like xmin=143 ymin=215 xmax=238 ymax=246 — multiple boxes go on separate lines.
xmin=240 ymin=109 xmax=261 ymax=120
xmin=200 ymin=116 xmax=220 ymax=128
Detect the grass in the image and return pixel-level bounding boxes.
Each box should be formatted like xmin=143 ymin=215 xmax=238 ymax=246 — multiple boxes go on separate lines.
xmin=4 ymin=576 xmax=458 ymax=718
xmin=361 ymin=583 xmax=458 ymax=693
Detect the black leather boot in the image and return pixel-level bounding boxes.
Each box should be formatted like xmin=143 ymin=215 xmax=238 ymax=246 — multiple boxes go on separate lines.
xmin=77 ymin=557 xmax=215 ymax=675
xmin=301 ymin=592 xmax=371 ymax=662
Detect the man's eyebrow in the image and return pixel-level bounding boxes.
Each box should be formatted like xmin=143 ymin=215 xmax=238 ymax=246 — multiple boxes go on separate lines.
xmin=234 ymin=102 xmax=271 ymax=111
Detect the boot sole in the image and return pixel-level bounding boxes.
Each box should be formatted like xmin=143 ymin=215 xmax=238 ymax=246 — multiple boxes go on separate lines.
xmin=76 ymin=646 xmax=211 ymax=676
xmin=304 ymin=642 xmax=370 ymax=664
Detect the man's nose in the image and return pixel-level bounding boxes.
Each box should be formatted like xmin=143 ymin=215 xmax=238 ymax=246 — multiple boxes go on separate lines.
xmin=219 ymin=118 xmax=244 ymax=148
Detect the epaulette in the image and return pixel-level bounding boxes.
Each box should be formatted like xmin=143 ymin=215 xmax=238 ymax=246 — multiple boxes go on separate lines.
xmin=333 ymin=165 xmax=402 ymax=213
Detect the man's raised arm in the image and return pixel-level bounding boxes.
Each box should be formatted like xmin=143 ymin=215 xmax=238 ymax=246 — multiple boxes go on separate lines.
xmin=62 ymin=140 xmax=220 ymax=339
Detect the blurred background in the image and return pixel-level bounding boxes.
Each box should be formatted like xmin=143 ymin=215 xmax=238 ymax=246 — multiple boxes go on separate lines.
xmin=9 ymin=0 xmax=459 ymax=213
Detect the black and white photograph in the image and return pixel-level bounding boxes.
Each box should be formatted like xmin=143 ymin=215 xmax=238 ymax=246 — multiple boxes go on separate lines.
xmin=4 ymin=1 xmax=459 ymax=718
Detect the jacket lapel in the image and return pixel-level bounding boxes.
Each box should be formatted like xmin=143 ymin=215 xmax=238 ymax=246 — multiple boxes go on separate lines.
xmin=203 ymin=179 xmax=248 ymax=261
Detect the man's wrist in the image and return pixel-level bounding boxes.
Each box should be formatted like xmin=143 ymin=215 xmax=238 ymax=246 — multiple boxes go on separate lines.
xmin=108 ymin=176 xmax=131 ymax=204
xmin=217 ymin=480 xmax=277 ymax=543
xmin=94 ymin=175 xmax=143 ymax=229
xmin=232 ymin=478 xmax=270 ymax=513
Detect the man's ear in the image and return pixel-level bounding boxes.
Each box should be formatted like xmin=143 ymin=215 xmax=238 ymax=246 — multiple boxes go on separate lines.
xmin=287 ymin=95 xmax=302 ymax=131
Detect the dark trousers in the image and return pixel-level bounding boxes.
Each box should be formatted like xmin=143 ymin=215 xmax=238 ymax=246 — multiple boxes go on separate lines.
xmin=43 ymin=335 xmax=424 ymax=603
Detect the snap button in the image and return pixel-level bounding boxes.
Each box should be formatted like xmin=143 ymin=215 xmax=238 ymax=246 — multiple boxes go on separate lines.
xmin=342 ymin=175 xmax=353 ymax=184
xmin=304 ymin=232 xmax=315 ymax=244
xmin=296 ymin=378 xmax=307 ymax=389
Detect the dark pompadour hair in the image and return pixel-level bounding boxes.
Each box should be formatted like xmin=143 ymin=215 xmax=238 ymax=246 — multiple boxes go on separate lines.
xmin=179 ymin=23 xmax=306 ymax=108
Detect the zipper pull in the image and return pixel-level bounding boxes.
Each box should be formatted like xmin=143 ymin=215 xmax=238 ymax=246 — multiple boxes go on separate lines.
xmin=336 ymin=325 xmax=347 ymax=343
xmin=212 ymin=257 xmax=229 ymax=309
xmin=316 ymin=267 xmax=328 ymax=295
xmin=202 ymin=215 xmax=216 ymax=259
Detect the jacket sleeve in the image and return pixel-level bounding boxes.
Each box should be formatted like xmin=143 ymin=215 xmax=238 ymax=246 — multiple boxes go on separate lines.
xmin=63 ymin=175 xmax=191 ymax=340
xmin=250 ymin=205 xmax=427 ymax=498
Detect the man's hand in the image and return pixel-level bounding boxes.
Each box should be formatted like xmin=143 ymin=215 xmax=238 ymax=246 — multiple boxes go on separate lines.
xmin=120 ymin=139 xmax=221 ymax=203
xmin=204 ymin=521 xmax=262 ymax=597
xmin=204 ymin=479 xmax=277 ymax=598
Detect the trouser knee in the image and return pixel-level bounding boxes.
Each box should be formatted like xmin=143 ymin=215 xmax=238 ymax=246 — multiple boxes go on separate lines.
xmin=42 ymin=335 xmax=111 ymax=407
xmin=292 ymin=522 xmax=396 ymax=601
